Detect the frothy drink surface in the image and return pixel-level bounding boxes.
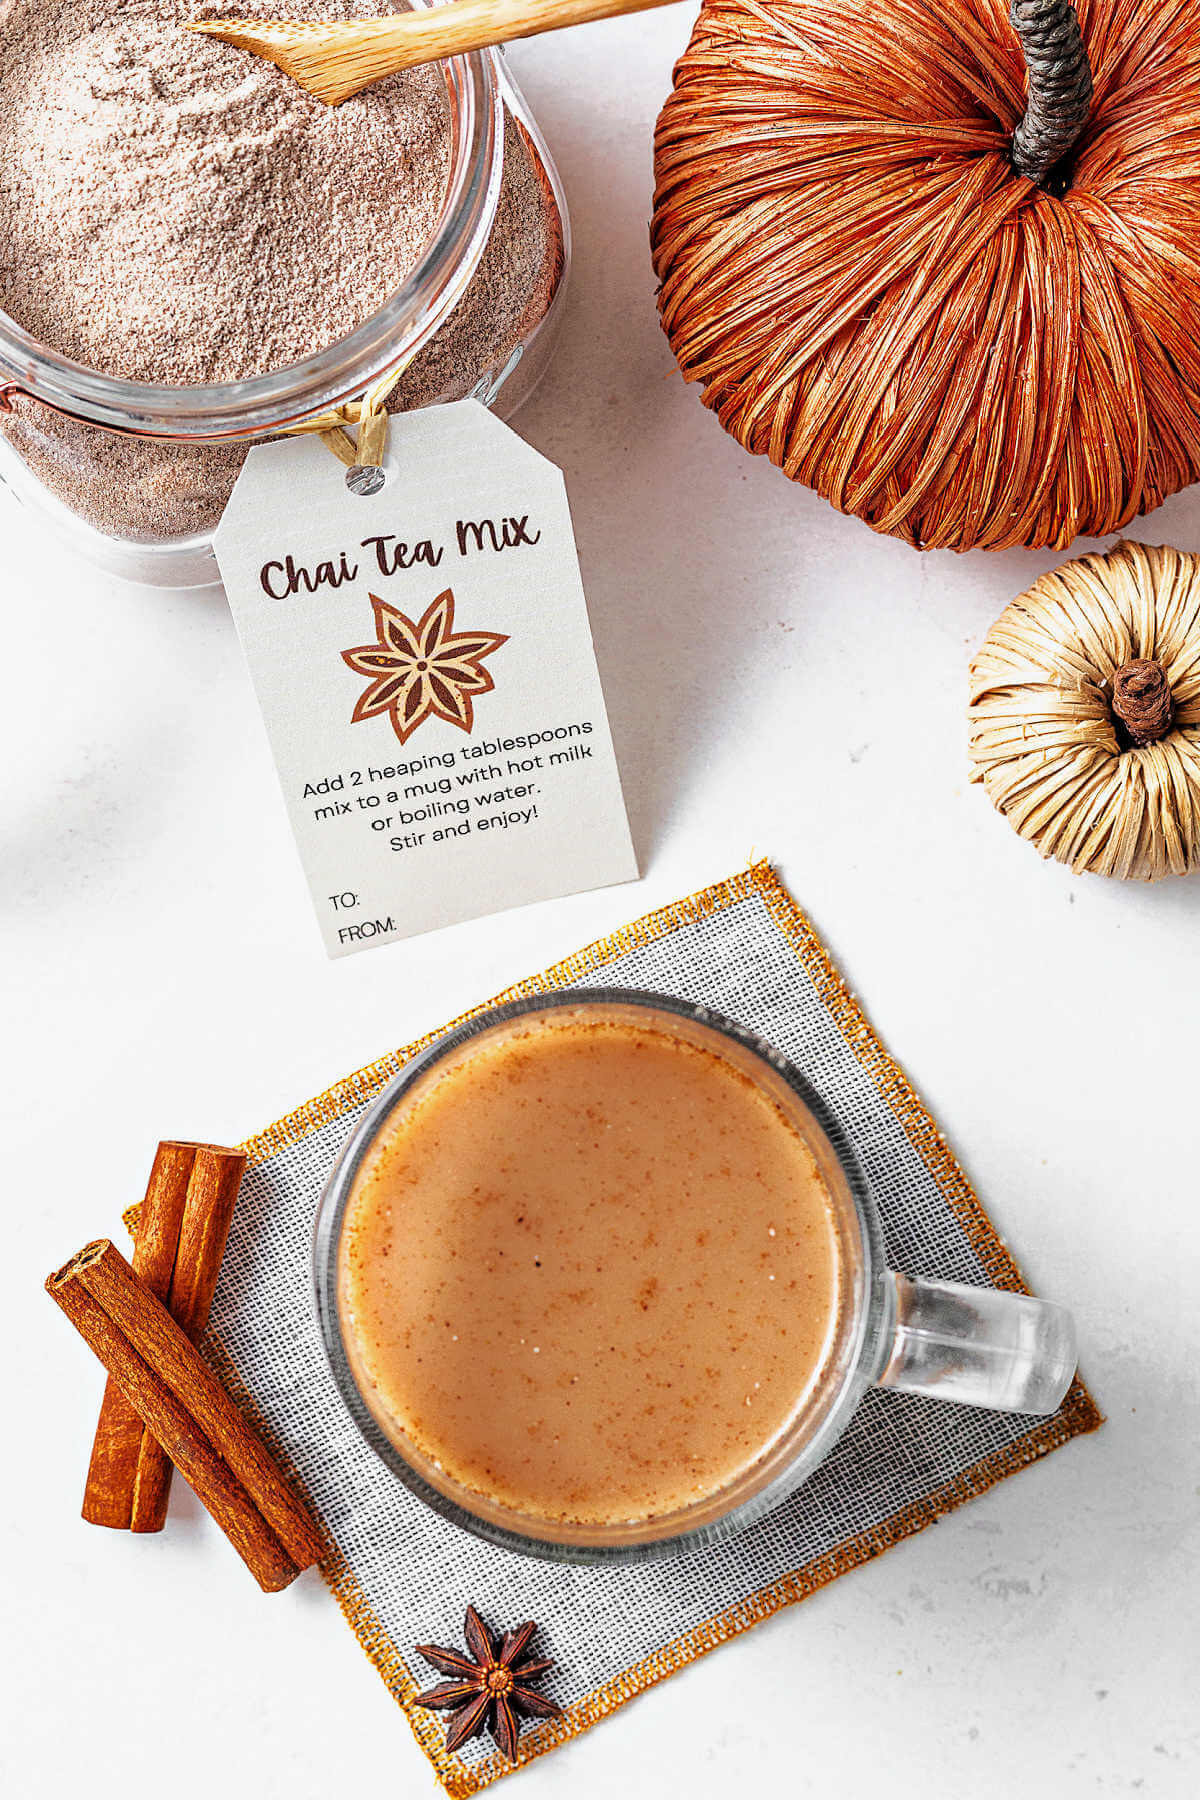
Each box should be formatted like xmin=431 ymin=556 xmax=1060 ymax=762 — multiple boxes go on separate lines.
xmin=340 ymin=1010 xmax=841 ymax=1525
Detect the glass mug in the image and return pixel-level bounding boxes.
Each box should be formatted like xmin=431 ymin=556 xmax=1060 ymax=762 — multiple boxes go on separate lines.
xmin=314 ymin=990 xmax=1077 ymax=1563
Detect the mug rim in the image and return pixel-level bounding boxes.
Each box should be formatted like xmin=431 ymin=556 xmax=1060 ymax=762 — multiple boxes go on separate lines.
xmin=312 ymin=988 xmax=890 ymax=1563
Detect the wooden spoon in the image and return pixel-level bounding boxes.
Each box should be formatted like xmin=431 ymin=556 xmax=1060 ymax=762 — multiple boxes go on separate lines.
xmin=187 ymin=0 xmax=683 ymax=107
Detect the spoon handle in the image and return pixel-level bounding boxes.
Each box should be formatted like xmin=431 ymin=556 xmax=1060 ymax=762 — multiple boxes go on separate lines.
xmin=190 ymin=0 xmax=685 ymax=106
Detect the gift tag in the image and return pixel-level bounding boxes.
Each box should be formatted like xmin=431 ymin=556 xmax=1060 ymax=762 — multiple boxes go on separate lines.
xmin=214 ymin=403 xmax=637 ymax=956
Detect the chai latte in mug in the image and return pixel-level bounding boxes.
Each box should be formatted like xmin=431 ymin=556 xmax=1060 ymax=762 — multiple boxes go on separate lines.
xmin=339 ymin=1008 xmax=843 ymax=1526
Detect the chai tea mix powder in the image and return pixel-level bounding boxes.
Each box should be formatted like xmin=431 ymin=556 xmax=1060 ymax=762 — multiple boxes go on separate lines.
xmin=0 ymin=0 xmax=555 ymax=539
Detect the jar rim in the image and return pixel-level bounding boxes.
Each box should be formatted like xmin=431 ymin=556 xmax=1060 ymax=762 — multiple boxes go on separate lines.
xmin=0 ymin=34 xmax=503 ymax=441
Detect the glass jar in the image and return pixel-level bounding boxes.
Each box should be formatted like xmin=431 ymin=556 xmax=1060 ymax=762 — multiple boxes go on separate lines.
xmin=0 ymin=44 xmax=568 ymax=589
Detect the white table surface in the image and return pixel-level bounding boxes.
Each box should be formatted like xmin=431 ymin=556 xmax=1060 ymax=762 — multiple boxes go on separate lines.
xmin=4 ymin=14 xmax=1198 ymax=1798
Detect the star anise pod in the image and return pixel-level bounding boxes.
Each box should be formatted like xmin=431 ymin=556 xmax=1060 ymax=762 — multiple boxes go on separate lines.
xmin=341 ymin=588 xmax=507 ymax=746
xmin=413 ymin=1605 xmax=562 ymax=1763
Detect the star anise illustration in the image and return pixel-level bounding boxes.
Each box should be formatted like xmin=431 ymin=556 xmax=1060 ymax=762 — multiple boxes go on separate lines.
xmin=413 ymin=1605 xmax=562 ymax=1763
xmin=341 ymin=588 xmax=507 ymax=746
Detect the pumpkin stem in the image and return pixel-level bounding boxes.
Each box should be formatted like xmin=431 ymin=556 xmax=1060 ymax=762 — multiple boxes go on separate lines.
xmin=1111 ymin=659 xmax=1174 ymax=747
xmin=1009 ymin=0 xmax=1093 ymax=185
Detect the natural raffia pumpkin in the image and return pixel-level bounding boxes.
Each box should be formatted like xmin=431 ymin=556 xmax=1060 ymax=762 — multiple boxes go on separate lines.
xmin=651 ymin=0 xmax=1200 ymax=552
xmin=968 ymin=541 xmax=1200 ymax=879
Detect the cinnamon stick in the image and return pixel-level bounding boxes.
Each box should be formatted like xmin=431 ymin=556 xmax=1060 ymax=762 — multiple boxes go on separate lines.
xmin=82 ymin=1142 xmax=246 ymax=1532
xmin=130 ymin=1145 xmax=245 ymax=1530
xmin=49 ymin=1240 xmax=323 ymax=1592
xmin=83 ymin=1142 xmax=195 ymax=1528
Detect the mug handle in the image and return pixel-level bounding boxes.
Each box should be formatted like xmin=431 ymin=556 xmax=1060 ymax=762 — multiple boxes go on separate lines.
xmin=874 ymin=1273 xmax=1077 ymax=1415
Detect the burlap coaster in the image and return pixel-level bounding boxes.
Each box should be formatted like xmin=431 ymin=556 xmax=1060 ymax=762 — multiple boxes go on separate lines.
xmin=173 ymin=862 xmax=1100 ymax=1795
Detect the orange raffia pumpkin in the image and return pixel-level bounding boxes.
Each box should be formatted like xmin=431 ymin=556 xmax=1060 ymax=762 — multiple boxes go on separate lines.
xmin=651 ymin=0 xmax=1200 ymax=552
